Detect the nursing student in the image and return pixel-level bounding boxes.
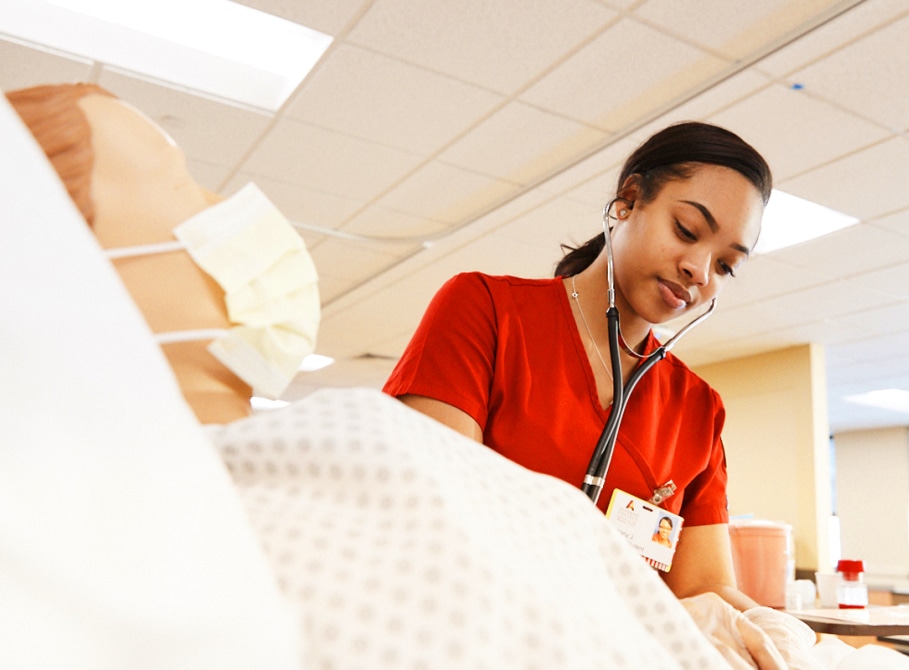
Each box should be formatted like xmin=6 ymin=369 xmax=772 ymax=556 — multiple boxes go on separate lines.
xmin=384 ymin=122 xmax=771 ymax=614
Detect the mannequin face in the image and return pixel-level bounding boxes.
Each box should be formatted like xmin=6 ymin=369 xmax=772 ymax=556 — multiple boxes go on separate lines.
xmin=77 ymin=94 xmax=220 ymax=248
xmin=76 ymin=92 xmax=252 ymax=424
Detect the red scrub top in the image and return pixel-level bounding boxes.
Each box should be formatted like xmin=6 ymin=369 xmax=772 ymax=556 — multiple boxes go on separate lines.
xmin=383 ymin=272 xmax=729 ymax=526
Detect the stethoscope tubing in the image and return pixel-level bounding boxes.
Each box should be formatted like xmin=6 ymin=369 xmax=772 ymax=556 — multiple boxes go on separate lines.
xmin=580 ymin=199 xmax=717 ymax=506
xmin=581 ymin=306 xmax=666 ymax=505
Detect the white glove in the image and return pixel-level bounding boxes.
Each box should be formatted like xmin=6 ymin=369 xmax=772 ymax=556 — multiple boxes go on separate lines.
xmin=744 ymin=606 xmax=825 ymax=670
xmin=682 ymin=592 xmax=788 ymax=670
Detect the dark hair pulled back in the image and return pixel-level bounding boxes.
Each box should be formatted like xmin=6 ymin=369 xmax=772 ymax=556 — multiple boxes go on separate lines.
xmin=555 ymin=121 xmax=772 ymax=277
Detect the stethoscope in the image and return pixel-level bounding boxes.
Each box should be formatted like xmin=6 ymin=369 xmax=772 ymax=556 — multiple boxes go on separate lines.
xmin=580 ymin=198 xmax=718 ymax=506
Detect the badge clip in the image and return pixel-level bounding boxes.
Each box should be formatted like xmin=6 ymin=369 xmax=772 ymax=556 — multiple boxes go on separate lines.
xmin=650 ymin=480 xmax=676 ymax=505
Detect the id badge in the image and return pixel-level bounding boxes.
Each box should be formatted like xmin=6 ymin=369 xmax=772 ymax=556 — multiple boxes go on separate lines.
xmin=605 ymin=488 xmax=683 ymax=572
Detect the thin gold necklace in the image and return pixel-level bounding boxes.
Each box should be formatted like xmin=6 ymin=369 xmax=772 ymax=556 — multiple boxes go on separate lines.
xmin=570 ymin=275 xmax=613 ymax=380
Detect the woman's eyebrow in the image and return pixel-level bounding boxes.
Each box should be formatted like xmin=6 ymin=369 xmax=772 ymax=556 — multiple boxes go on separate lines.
xmin=681 ymin=199 xmax=717 ymax=231
xmin=681 ymin=199 xmax=750 ymax=256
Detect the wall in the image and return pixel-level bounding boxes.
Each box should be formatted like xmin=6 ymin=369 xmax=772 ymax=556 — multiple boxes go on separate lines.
xmin=695 ymin=344 xmax=833 ymax=573
xmin=835 ymin=427 xmax=909 ymax=578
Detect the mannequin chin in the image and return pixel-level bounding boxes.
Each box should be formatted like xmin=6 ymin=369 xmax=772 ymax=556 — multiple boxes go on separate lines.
xmin=8 ymin=84 xmax=253 ymax=424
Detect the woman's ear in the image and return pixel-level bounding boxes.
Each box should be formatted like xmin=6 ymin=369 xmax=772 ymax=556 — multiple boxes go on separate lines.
xmin=616 ymin=174 xmax=642 ymax=213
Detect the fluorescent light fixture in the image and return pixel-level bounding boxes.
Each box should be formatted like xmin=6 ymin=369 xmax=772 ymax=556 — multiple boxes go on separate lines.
xmin=0 ymin=0 xmax=332 ymax=110
xmin=250 ymin=396 xmax=290 ymax=411
xmin=300 ymin=353 xmax=334 ymax=372
xmin=755 ymin=190 xmax=859 ymax=255
xmin=249 ymin=355 xmax=333 ymax=411
xmin=844 ymin=389 xmax=909 ymax=414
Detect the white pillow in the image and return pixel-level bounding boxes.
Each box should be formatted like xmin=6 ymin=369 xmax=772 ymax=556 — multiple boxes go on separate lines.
xmin=0 ymin=95 xmax=301 ymax=670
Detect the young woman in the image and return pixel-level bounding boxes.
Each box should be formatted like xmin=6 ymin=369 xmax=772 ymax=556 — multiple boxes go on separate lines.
xmin=384 ymin=121 xmax=772 ymax=612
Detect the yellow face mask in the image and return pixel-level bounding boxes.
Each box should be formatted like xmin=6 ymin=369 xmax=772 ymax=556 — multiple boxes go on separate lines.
xmin=107 ymin=183 xmax=320 ymax=399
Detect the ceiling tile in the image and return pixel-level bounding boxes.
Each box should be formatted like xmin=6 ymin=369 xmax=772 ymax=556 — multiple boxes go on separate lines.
xmin=778 ymin=136 xmax=909 ymax=222
xmin=225 ymin=172 xmax=366 ymax=229
xmin=341 ymin=205 xmax=449 ymax=239
xmin=849 ymin=260 xmax=909 ymax=302
xmin=376 ymin=161 xmax=519 ymax=224
xmin=0 ymin=40 xmax=93 ymax=92
xmin=310 ymin=236 xmax=415 ymax=287
xmin=346 ymin=0 xmax=618 ymax=94
xmin=431 ymin=231 xmax=558 ymax=279
xmin=284 ymin=44 xmax=503 ymax=155
xmin=493 ymin=195 xmax=602 ymax=262
xmin=438 ymin=102 xmax=608 ymax=185
xmin=450 ymin=185 xmax=557 ymax=236
xmin=768 ymin=278 xmax=896 ymax=323
xmin=868 ymin=206 xmax=909 ymax=238
xmin=96 ymin=71 xmax=274 ymax=169
xmin=636 ymin=0 xmax=843 ymax=60
xmin=559 ymin=171 xmax=622 ymax=212
xmin=230 ymin=0 xmax=371 ymax=35
xmin=830 ymin=300 xmax=909 ymax=339
xmin=770 ymin=317 xmax=867 ymax=348
xmin=709 ymin=82 xmax=888 ymax=181
xmin=520 ymin=18 xmax=726 ymax=131
xmin=240 ymin=118 xmax=424 ymax=202
xmin=788 ymin=13 xmax=909 ymax=131
xmin=536 ymin=136 xmax=636 ymax=200
xmin=841 ymin=329 xmax=909 ymax=363
xmin=714 ymin=255 xmax=832 ymax=307
xmin=598 ymin=0 xmax=638 ymax=8
xmin=184 ymin=159 xmax=233 ymax=193
xmin=634 ymin=69 xmax=772 ymax=140
xmin=770 ymin=222 xmax=909 ymax=279
xmin=317 ymin=262 xmax=462 ymax=357
xmin=285 ymin=355 xmax=398 ymax=402
xmin=755 ymin=0 xmax=907 ymax=77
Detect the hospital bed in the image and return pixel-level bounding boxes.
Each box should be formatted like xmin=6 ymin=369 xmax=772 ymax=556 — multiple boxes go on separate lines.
xmin=2 ymin=93 xmax=904 ymax=670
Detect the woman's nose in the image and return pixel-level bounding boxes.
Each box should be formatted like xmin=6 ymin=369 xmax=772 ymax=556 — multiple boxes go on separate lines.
xmin=680 ymin=250 xmax=710 ymax=286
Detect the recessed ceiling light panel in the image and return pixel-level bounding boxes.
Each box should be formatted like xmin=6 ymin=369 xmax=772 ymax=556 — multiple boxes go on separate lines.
xmin=844 ymin=389 xmax=909 ymax=414
xmin=1 ymin=0 xmax=333 ymax=110
xmin=756 ymin=189 xmax=859 ymax=255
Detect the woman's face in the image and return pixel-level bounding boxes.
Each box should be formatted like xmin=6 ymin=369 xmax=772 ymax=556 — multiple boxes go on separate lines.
xmin=610 ymin=164 xmax=764 ymax=328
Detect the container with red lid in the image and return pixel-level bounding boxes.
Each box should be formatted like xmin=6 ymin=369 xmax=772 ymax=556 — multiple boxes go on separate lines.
xmin=836 ymin=559 xmax=868 ymax=609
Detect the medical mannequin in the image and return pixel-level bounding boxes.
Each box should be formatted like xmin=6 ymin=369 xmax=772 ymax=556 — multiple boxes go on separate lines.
xmin=7 ymin=83 xmax=308 ymax=424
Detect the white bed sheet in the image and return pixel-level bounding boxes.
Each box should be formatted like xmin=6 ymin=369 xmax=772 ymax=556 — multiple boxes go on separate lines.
xmin=207 ymin=388 xmax=909 ymax=669
xmin=0 ymin=95 xmax=300 ymax=670
xmin=208 ymin=387 xmax=736 ymax=669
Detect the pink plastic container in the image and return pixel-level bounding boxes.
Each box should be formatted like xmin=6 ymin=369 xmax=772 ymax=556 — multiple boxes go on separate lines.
xmin=728 ymin=519 xmax=792 ymax=608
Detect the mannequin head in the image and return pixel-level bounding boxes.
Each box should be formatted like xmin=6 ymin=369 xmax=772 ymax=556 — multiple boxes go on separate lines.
xmin=7 ymin=83 xmax=252 ymax=424
xmin=5 ymin=83 xmax=102 ymax=225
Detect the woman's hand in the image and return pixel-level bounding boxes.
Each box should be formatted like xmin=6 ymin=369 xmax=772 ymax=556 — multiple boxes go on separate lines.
xmin=682 ymin=592 xmax=787 ymax=669
xmin=737 ymin=615 xmax=787 ymax=670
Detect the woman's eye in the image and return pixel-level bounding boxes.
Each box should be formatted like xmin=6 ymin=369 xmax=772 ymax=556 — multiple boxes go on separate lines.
xmin=719 ymin=261 xmax=736 ymax=278
xmin=675 ymin=221 xmax=696 ymax=241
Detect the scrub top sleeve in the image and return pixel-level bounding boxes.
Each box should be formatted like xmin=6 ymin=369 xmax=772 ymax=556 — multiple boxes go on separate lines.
xmin=678 ymin=396 xmax=730 ymax=526
xmin=383 ymin=272 xmax=498 ymax=428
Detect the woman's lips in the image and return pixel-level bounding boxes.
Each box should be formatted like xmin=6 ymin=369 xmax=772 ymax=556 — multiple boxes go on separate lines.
xmin=658 ymin=280 xmax=691 ymax=310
